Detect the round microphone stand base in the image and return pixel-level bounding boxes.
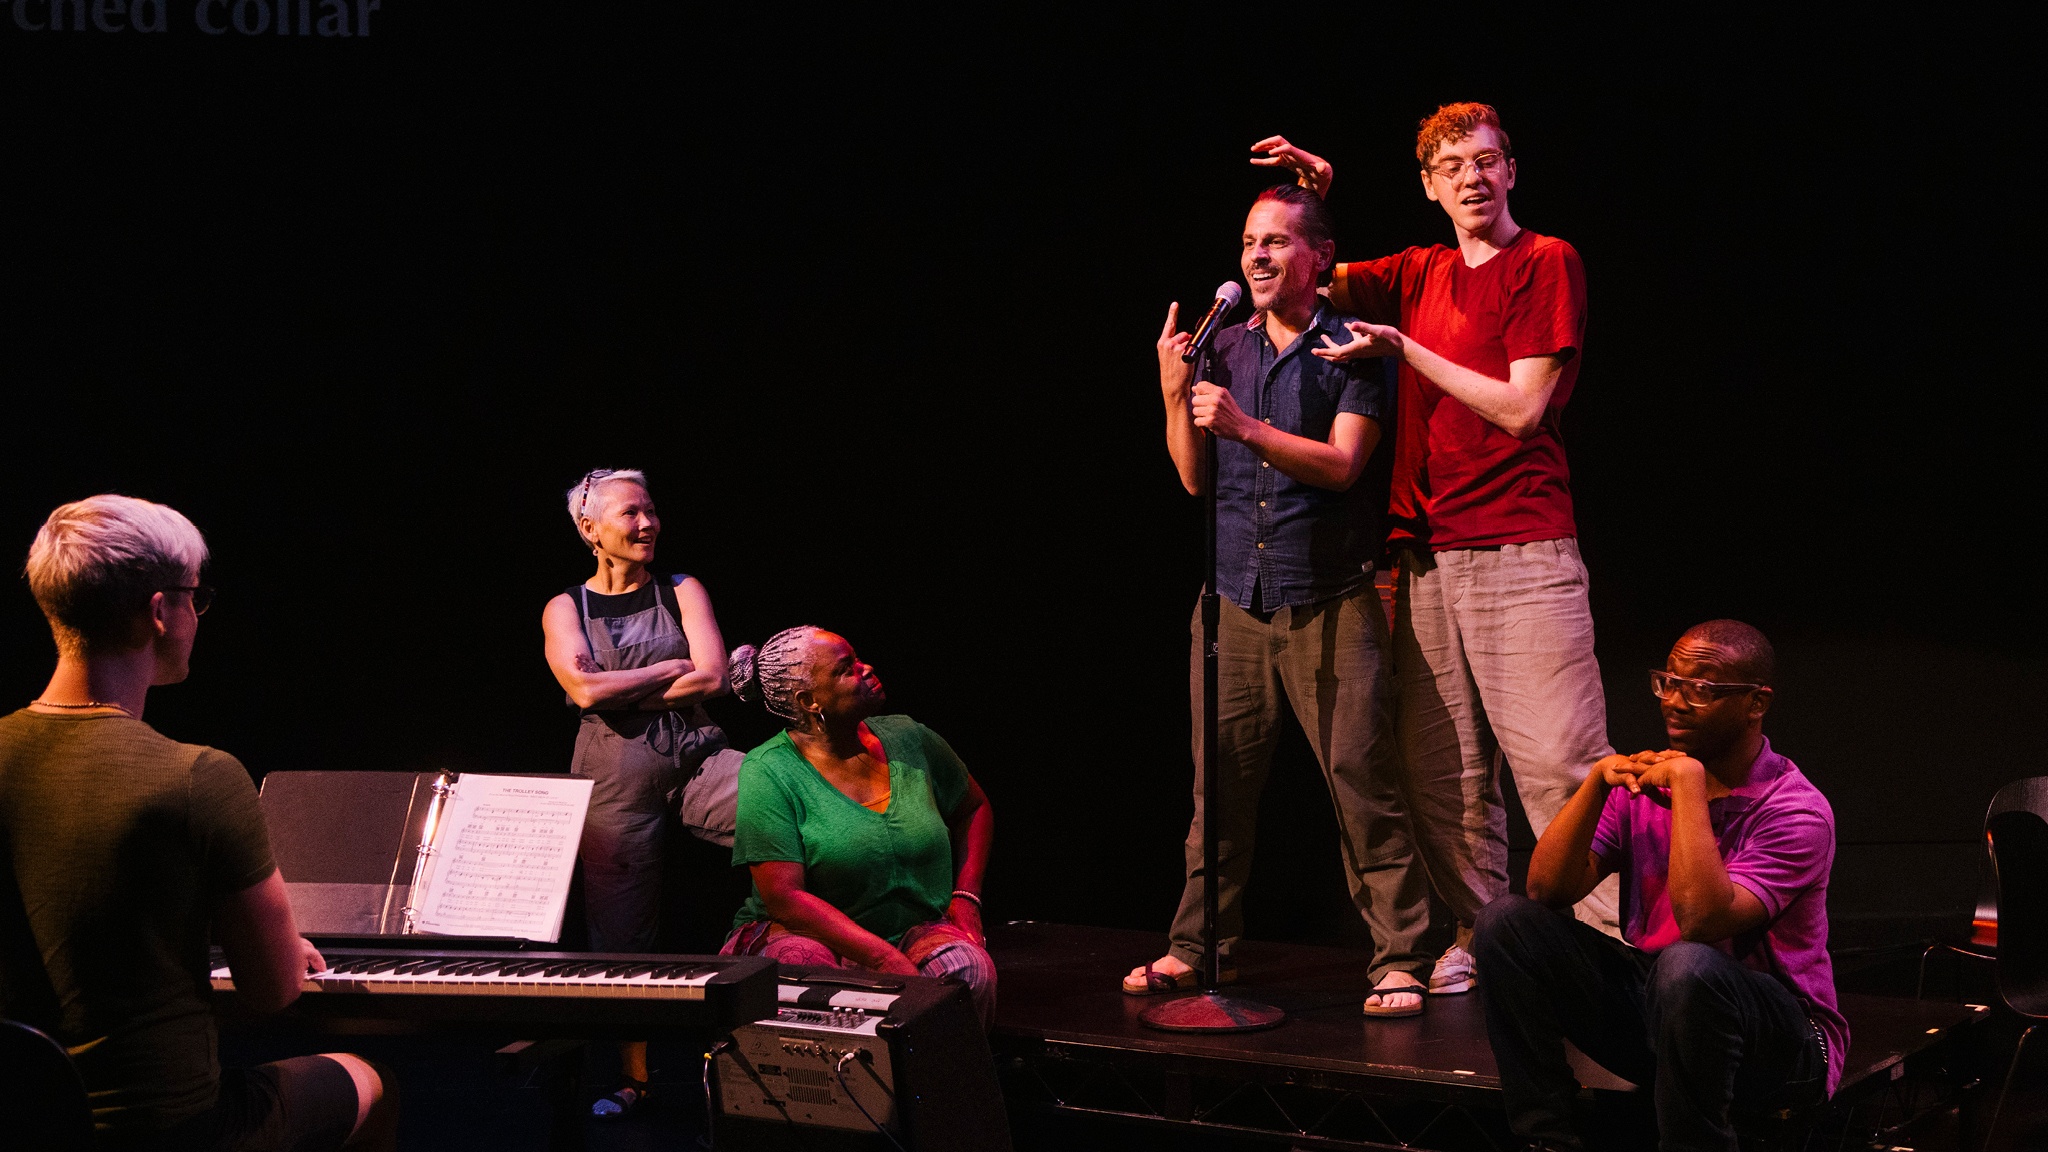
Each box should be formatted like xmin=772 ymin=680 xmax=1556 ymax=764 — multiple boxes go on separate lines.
xmin=1138 ymin=991 xmax=1286 ymax=1034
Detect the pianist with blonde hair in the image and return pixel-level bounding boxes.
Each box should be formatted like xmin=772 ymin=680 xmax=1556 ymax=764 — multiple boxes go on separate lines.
xmin=0 ymin=495 xmax=397 ymax=1151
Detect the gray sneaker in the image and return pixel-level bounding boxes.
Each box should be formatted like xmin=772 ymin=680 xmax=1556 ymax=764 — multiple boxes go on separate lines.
xmin=1429 ymin=944 xmax=1475 ymax=995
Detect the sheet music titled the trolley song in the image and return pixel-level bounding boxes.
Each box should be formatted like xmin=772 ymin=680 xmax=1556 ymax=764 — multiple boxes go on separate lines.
xmin=413 ymin=775 xmax=593 ymax=942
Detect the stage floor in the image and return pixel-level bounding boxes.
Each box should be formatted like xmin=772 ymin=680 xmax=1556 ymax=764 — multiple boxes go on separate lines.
xmin=987 ymin=920 xmax=1988 ymax=1103
xmin=204 ymin=920 xmax=2010 ymax=1151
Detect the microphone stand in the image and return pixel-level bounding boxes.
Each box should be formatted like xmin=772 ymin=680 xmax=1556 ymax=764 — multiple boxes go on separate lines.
xmin=1140 ymin=344 xmax=1285 ymax=1035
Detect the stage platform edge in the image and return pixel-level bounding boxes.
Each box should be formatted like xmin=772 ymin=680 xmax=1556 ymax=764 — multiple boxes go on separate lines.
xmin=986 ymin=921 xmax=1988 ymax=1151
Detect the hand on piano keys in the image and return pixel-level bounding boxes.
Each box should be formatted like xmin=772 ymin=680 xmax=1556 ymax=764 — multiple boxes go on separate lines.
xmin=298 ymin=936 xmax=327 ymax=979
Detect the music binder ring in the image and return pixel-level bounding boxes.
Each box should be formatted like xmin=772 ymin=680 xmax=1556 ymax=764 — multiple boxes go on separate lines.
xmin=399 ymin=772 xmax=456 ymax=935
xmin=403 ymin=772 xmax=593 ymax=942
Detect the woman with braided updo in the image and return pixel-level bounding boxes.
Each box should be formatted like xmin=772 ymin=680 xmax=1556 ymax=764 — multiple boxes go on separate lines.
xmin=721 ymin=626 xmax=997 ymax=1025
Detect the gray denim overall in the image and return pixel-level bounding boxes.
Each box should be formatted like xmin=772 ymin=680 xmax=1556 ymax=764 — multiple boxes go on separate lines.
xmin=570 ymin=577 xmax=727 ymax=951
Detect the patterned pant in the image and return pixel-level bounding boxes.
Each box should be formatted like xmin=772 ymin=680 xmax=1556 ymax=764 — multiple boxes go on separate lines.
xmin=722 ymin=919 xmax=997 ymax=1029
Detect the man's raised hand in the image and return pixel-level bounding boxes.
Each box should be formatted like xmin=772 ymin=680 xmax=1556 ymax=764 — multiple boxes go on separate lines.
xmin=1158 ymin=303 xmax=1195 ymax=394
xmin=1250 ymin=136 xmax=1334 ymax=199
xmin=1314 ymin=321 xmax=1404 ymax=363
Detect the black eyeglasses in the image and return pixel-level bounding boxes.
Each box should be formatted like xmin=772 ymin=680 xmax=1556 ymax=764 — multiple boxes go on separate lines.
xmin=1649 ymin=670 xmax=1761 ymax=708
xmin=166 ymin=585 xmax=215 ymax=615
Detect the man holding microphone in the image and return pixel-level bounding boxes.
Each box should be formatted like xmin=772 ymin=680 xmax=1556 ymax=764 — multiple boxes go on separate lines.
xmin=1123 ymin=183 xmax=1431 ymax=1016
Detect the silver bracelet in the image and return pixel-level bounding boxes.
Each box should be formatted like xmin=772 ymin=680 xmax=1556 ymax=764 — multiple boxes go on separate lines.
xmin=950 ymin=889 xmax=981 ymax=908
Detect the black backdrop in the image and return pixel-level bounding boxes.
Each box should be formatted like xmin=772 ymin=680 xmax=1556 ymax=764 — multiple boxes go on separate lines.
xmin=3 ymin=6 xmax=2040 ymax=949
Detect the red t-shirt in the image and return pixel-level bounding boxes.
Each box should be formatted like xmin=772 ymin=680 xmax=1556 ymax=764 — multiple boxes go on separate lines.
xmin=1330 ymin=230 xmax=1587 ymax=550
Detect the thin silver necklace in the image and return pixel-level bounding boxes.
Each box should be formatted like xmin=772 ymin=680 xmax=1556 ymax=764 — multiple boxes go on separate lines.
xmin=30 ymin=699 xmax=133 ymax=717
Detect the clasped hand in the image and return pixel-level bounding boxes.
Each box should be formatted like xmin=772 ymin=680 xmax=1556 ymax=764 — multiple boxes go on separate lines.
xmin=1595 ymin=749 xmax=1702 ymax=796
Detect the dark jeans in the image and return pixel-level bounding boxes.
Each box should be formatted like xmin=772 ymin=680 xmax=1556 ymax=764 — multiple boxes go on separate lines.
xmin=1473 ymin=895 xmax=1825 ymax=1151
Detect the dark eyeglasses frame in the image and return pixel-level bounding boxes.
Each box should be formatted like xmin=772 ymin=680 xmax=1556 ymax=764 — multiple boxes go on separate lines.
xmin=1649 ymin=669 xmax=1763 ymax=707
xmin=166 ymin=585 xmax=215 ymax=615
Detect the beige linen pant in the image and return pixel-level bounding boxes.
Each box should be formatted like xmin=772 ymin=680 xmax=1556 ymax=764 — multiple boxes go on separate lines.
xmin=1168 ymin=583 xmax=1432 ymax=984
xmin=1393 ymin=540 xmax=1621 ymax=937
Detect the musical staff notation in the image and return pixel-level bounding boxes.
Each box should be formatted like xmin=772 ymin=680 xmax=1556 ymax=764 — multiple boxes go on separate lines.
xmin=413 ymin=776 xmax=593 ymax=942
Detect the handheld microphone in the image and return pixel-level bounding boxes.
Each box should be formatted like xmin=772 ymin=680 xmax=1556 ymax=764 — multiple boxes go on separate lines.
xmin=1181 ymin=282 xmax=1244 ymax=363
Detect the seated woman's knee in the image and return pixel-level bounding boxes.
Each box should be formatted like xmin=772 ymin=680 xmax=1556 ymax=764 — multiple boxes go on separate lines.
xmin=760 ymin=932 xmax=841 ymax=968
xmin=926 ymin=938 xmax=998 ymax=1027
xmin=935 ymin=939 xmax=997 ymax=988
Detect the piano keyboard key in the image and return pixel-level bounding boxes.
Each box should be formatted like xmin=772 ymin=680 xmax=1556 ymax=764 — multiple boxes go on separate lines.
xmin=211 ymin=950 xmax=728 ymax=1001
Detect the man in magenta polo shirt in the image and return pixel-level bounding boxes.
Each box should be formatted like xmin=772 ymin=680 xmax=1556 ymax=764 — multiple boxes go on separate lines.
xmin=1471 ymin=620 xmax=1843 ymax=1151
xmin=1255 ymin=104 xmax=1620 ymax=1004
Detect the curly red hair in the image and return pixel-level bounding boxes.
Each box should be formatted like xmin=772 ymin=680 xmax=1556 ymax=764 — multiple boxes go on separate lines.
xmin=1415 ymin=102 xmax=1512 ymax=168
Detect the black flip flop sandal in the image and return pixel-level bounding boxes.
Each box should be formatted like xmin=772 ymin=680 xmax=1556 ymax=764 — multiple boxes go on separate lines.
xmin=1122 ymin=962 xmax=1239 ymax=996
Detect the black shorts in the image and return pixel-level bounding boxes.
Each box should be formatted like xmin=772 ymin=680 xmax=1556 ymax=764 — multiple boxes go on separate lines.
xmin=127 ymin=1056 xmax=361 ymax=1152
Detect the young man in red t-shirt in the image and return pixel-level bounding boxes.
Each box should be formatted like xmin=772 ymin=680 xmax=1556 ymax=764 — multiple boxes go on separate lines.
xmin=1253 ymin=104 xmax=1620 ymax=998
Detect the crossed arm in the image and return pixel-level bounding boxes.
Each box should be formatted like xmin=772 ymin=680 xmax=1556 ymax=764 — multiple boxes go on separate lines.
xmin=1526 ymin=752 xmax=1767 ymax=944
xmin=542 ymin=578 xmax=729 ymax=711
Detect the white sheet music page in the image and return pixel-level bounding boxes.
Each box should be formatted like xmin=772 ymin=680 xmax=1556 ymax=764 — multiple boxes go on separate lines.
xmin=413 ymin=774 xmax=593 ymax=942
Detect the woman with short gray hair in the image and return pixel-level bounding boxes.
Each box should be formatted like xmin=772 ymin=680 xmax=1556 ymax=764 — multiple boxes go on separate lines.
xmin=540 ymin=468 xmax=733 ymax=1116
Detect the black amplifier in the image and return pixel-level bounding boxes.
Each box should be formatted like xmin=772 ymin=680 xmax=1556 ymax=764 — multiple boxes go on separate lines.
xmin=712 ymin=965 xmax=1011 ymax=1151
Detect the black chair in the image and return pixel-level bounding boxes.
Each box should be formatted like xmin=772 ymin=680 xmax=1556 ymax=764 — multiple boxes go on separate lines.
xmin=0 ymin=1018 xmax=94 ymax=1151
xmin=1916 ymin=855 xmax=1998 ymax=999
xmin=1984 ymin=775 xmax=2048 ymax=1150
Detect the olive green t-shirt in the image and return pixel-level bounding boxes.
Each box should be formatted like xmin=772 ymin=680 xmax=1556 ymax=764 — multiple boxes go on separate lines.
xmin=731 ymin=715 xmax=970 ymax=946
xmin=0 ymin=710 xmax=275 ymax=1135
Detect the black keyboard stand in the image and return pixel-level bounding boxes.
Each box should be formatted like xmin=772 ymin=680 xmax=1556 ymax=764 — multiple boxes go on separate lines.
xmin=495 ymin=1038 xmax=589 ymax=1152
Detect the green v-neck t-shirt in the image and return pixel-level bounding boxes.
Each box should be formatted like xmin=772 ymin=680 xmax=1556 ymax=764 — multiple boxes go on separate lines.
xmin=730 ymin=714 xmax=970 ymax=946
